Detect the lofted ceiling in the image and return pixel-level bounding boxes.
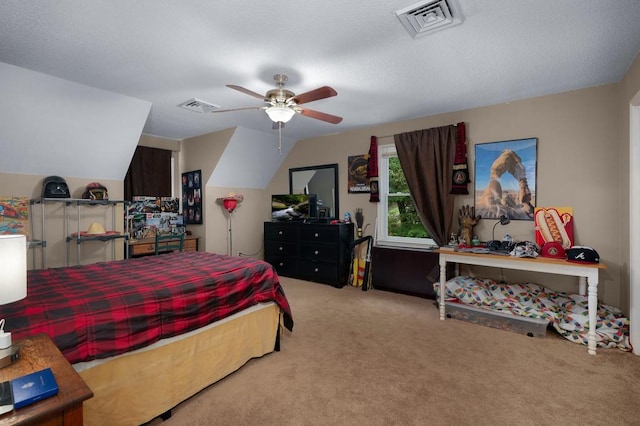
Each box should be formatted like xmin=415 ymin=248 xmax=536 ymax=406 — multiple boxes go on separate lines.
xmin=0 ymin=0 xmax=639 ymax=144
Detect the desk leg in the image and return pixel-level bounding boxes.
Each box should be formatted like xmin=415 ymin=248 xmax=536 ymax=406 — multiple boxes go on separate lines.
xmin=578 ymin=277 xmax=587 ymax=296
xmin=439 ymin=260 xmax=446 ymax=321
xmin=587 ymin=277 xmax=598 ymax=355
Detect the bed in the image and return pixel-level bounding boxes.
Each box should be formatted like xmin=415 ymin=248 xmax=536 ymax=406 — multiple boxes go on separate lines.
xmin=2 ymin=251 xmax=294 ymax=425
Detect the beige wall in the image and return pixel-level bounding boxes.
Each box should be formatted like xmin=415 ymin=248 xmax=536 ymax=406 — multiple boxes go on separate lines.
xmin=265 ymin=84 xmax=626 ymax=309
xmin=0 ymin=173 xmax=125 ymax=268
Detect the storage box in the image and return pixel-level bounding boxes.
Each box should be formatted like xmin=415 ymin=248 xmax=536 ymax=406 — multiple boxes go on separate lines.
xmin=443 ymin=302 xmax=549 ymax=338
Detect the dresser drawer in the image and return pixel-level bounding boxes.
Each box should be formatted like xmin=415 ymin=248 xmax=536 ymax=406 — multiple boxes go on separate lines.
xmin=298 ymin=260 xmax=339 ymax=283
xmin=264 ymin=223 xmax=297 ymax=241
xmin=299 ymin=242 xmax=337 ymax=263
xmin=265 ymin=240 xmax=297 ymax=258
xmin=299 ymin=226 xmax=338 ymax=243
xmin=267 ymin=257 xmax=297 ymax=277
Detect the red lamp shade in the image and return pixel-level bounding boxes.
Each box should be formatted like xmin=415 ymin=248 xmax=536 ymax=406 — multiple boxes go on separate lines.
xmin=216 ymin=193 xmax=244 ymax=213
xmin=223 ymin=198 xmax=237 ymax=212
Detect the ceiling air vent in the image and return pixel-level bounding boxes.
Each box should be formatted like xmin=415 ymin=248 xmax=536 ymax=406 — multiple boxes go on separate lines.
xmin=395 ymin=0 xmax=464 ymax=39
xmin=178 ymin=98 xmax=220 ymax=114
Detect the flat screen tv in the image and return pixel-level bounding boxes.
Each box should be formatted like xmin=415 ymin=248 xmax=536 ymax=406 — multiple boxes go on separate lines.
xmin=271 ymin=194 xmax=317 ymax=221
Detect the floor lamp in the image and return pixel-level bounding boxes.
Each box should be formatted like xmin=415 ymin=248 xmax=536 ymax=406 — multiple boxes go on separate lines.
xmin=216 ymin=193 xmax=244 ymax=256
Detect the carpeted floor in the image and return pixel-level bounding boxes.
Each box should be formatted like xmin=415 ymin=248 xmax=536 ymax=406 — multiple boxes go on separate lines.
xmin=148 ymin=277 xmax=640 ymax=426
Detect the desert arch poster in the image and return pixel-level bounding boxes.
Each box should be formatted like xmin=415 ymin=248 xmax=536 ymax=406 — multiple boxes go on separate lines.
xmin=474 ymin=138 xmax=537 ymax=221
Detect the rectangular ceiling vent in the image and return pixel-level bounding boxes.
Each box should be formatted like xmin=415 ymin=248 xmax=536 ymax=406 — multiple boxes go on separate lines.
xmin=178 ymin=98 xmax=220 ymax=114
xmin=395 ymin=0 xmax=464 ymax=39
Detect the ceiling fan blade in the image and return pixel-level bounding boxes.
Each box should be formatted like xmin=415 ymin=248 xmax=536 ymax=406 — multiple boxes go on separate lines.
xmin=298 ymin=107 xmax=343 ymax=124
xmin=209 ymin=106 xmax=264 ymax=113
xmin=291 ymin=86 xmax=337 ymax=105
xmin=227 ymin=85 xmax=268 ymax=101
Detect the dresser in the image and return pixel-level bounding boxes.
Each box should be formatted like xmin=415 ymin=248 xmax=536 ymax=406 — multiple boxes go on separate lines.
xmin=264 ymin=221 xmax=354 ymax=287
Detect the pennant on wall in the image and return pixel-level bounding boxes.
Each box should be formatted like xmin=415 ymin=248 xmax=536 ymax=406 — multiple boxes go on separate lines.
xmin=450 ymin=122 xmax=470 ymax=194
xmin=367 ymin=136 xmax=379 ymax=202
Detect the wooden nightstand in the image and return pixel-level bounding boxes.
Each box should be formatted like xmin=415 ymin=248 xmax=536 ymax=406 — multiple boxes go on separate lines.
xmin=0 ymin=333 xmax=93 ymax=425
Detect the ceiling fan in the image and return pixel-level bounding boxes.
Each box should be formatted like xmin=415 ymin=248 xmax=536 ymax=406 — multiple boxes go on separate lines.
xmin=212 ymin=74 xmax=343 ymax=126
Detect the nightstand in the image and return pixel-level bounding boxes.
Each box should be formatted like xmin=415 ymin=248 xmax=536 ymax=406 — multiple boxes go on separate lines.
xmin=0 ymin=333 xmax=93 ymax=425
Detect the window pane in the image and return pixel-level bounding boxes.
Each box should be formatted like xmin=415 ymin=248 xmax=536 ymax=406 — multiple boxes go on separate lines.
xmin=387 ymin=196 xmax=429 ymax=239
xmin=388 ymin=157 xmax=410 ymax=193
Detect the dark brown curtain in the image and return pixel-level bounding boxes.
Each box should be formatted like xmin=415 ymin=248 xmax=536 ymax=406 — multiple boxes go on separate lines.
xmin=124 ymin=146 xmax=171 ymax=200
xmin=394 ymin=125 xmax=456 ymax=246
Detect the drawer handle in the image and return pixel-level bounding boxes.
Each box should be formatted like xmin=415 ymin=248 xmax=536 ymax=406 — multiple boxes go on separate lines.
xmin=279 ymin=262 xmax=284 ymax=267
xmin=314 ymin=267 xmax=319 ymax=272
xmin=314 ymin=232 xmax=319 ymax=238
xmin=278 ymin=230 xmax=283 ymax=235
xmin=314 ymin=250 xmax=319 ymax=255
xmin=279 ymin=246 xmax=283 ymax=251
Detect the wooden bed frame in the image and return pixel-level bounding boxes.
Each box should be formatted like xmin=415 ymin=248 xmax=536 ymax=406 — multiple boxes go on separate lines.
xmin=74 ymin=302 xmax=282 ymax=425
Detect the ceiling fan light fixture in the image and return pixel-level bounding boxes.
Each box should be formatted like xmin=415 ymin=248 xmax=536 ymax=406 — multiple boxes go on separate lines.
xmin=265 ymin=105 xmax=295 ymax=123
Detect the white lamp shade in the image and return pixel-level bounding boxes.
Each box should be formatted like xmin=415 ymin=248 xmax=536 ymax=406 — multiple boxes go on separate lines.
xmin=265 ymin=105 xmax=295 ymax=123
xmin=0 ymin=234 xmax=27 ymax=305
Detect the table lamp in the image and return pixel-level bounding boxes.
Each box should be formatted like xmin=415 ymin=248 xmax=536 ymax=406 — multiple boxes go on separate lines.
xmin=0 ymin=234 xmax=27 ymax=368
xmin=487 ymin=215 xmax=511 ymax=249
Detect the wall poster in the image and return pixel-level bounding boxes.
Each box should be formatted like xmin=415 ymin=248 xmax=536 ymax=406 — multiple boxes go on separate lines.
xmin=347 ymin=155 xmax=370 ymax=193
xmin=182 ymin=169 xmax=203 ymax=224
xmin=474 ymin=138 xmax=537 ymax=221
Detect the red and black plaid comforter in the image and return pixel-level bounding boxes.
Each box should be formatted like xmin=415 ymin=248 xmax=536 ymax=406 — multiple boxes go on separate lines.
xmin=1 ymin=252 xmax=293 ymax=364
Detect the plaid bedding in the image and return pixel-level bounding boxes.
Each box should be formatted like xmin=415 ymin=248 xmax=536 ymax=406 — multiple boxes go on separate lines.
xmin=1 ymin=252 xmax=294 ymax=364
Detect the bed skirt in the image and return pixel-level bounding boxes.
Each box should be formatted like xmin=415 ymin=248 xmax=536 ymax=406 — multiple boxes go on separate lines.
xmin=76 ymin=302 xmax=281 ymax=426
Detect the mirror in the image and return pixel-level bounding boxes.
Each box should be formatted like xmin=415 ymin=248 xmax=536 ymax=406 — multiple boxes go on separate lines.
xmin=289 ymin=163 xmax=339 ymax=220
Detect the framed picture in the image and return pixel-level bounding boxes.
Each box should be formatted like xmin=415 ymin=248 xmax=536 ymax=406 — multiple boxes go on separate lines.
xmin=182 ymin=170 xmax=203 ymax=224
xmin=347 ymin=155 xmax=370 ymax=193
xmin=474 ymin=138 xmax=537 ymax=221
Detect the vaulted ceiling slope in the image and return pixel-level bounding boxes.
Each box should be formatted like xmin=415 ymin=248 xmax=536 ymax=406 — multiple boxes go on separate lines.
xmin=1 ymin=1 xmax=640 ymax=177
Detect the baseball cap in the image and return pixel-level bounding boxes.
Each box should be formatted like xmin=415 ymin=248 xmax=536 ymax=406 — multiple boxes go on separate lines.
xmin=566 ymin=246 xmax=599 ymax=264
xmin=540 ymin=241 xmax=566 ymax=259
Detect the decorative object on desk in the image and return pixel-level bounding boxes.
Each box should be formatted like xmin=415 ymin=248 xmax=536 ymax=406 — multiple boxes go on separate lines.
xmin=0 ymin=234 xmax=26 ymax=369
xmin=567 ymin=246 xmax=600 ymax=264
xmin=41 ymin=175 xmax=70 ymax=199
xmin=0 ymin=197 xmax=29 ymax=237
xmin=216 ymin=192 xmax=244 ymax=256
xmin=81 ymin=182 xmax=108 ymax=200
xmin=474 ymin=138 xmax=537 ymax=221
xmin=450 ymin=122 xmax=470 ymax=195
xmin=347 ymin=155 xmax=370 ymax=193
xmin=182 ymin=169 xmax=203 ymax=224
xmin=535 ymin=206 xmax=574 ymax=249
xmin=71 ymin=222 xmax=120 ymax=238
xmin=457 ymin=204 xmax=480 ymax=246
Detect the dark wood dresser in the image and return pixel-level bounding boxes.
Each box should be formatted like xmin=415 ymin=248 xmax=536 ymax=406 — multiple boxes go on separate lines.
xmin=264 ymin=221 xmax=354 ymax=287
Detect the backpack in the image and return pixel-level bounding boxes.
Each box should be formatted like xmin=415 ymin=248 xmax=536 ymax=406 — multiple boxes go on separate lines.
xmin=42 ymin=176 xmax=71 ymax=198
xmin=82 ymin=182 xmax=109 ymax=200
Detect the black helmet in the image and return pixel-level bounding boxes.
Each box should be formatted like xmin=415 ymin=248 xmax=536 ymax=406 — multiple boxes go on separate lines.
xmin=42 ymin=176 xmax=70 ymax=198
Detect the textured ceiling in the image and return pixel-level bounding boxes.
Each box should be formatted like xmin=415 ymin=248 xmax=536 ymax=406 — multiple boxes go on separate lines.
xmin=1 ymin=0 xmax=640 ymax=142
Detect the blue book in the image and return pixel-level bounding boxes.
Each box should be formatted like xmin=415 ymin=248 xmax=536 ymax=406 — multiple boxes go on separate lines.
xmin=10 ymin=368 xmax=59 ymax=409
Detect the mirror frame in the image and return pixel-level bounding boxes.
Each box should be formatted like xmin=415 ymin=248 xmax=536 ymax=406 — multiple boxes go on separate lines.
xmin=289 ymin=163 xmax=339 ymax=220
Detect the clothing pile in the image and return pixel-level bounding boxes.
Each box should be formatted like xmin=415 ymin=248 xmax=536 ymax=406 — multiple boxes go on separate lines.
xmin=435 ymin=276 xmax=631 ymax=351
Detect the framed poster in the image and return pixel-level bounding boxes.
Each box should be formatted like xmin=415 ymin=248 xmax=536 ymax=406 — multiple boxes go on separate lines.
xmin=348 ymin=155 xmax=370 ymax=193
xmin=474 ymin=138 xmax=537 ymax=221
xmin=182 ymin=170 xmax=203 ymax=224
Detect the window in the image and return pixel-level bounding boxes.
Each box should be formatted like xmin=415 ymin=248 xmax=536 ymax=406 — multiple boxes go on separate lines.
xmin=375 ymin=144 xmax=436 ymax=249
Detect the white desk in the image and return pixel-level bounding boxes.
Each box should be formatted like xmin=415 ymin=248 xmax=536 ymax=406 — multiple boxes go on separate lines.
xmin=437 ymin=250 xmax=607 ymax=355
